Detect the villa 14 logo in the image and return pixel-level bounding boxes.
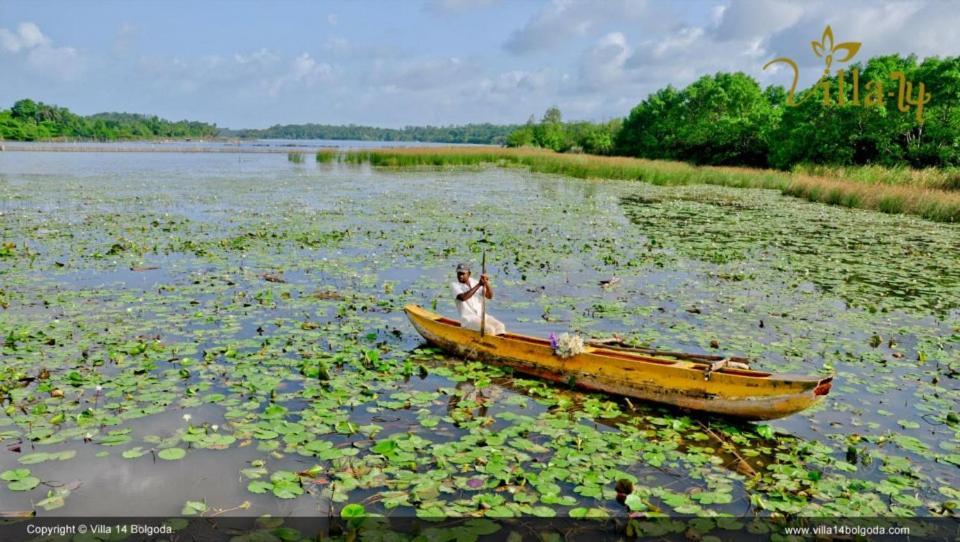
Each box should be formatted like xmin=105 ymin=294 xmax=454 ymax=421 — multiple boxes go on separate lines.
xmin=764 ymin=26 xmax=931 ymax=123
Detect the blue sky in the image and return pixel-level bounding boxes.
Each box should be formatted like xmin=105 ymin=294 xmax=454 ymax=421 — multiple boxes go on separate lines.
xmin=2 ymin=0 xmax=958 ymax=129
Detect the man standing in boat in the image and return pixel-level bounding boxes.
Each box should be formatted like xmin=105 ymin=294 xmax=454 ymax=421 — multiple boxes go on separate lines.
xmin=451 ymin=263 xmax=506 ymax=335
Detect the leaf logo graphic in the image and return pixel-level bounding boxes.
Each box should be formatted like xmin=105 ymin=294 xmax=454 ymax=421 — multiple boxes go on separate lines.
xmin=811 ymin=26 xmax=861 ymax=76
xmin=764 ymin=24 xmax=929 ymax=121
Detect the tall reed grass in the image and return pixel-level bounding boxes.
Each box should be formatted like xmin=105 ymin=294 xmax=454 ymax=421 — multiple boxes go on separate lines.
xmin=343 ymin=147 xmax=960 ymax=223
xmin=793 ymin=163 xmax=960 ymax=191
xmin=287 ymin=151 xmax=305 ymax=163
xmin=316 ymin=150 xmax=337 ymax=163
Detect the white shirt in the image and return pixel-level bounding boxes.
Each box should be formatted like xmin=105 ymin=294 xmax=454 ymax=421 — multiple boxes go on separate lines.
xmin=451 ymin=278 xmax=485 ymax=322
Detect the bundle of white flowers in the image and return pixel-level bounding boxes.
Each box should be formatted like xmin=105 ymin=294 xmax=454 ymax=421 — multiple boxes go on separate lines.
xmin=554 ymin=332 xmax=585 ymax=358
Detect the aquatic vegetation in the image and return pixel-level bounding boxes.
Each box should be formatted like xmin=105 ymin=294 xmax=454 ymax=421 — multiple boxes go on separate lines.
xmin=344 ymin=147 xmax=960 ymax=222
xmin=316 ymin=150 xmax=337 ymax=163
xmin=793 ymin=163 xmax=960 ymax=191
xmin=0 ymin=152 xmax=957 ymax=525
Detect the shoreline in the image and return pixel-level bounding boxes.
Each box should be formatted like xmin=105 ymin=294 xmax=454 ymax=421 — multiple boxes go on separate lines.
xmin=0 ymin=141 xmax=493 ymax=154
xmin=0 ymin=144 xmax=335 ymax=154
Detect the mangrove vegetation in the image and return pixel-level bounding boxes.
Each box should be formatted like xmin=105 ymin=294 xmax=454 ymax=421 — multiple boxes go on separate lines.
xmin=507 ymin=54 xmax=960 ymax=171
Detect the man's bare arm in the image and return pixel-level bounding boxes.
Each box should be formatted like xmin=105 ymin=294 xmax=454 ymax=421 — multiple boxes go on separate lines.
xmin=456 ymin=282 xmax=484 ymax=301
xmin=480 ymin=274 xmax=493 ymax=299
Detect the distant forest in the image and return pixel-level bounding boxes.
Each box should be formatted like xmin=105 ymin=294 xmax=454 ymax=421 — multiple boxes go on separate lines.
xmin=221 ymin=123 xmax=520 ymax=145
xmin=0 ymin=100 xmax=519 ymax=145
xmin=0 ymin=99 xmax=219 ymax=141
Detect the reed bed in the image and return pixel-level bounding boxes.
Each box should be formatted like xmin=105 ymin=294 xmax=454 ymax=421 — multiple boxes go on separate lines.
xmin=793 ymin=163 xmax=960 ymax=192
xmin=785 ymin=175 xmax=960 ymax=222
xmin=315 ymin=149 xmax=337 ymax=163
xmin=287 ymin=151 xmax=305 ymax=163
xmin=342 ymin=147 xmax=960 ymax=223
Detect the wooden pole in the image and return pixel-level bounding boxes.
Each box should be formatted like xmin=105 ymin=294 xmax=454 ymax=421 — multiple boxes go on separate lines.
xmin=480 ymin=250 xmax=487 ymax=338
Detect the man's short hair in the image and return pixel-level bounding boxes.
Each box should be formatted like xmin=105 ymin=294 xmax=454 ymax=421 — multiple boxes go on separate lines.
xmin=456 ymin=263 xmax=471 ymax=274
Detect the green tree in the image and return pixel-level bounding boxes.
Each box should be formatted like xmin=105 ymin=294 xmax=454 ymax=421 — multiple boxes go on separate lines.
xmin=506 ymin=125 xmax=535 ymax=147
xmin=11 ymin=99 xmax=39 ymax=122
xmin=534 ymin=106 xmax=569 ymax=151
xmin=616 ymin=73 xmax=774 ymax=166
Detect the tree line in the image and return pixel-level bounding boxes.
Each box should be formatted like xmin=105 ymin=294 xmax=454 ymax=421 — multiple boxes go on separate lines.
xmin=0 ymin=99 xmax=219 ymax=141
xmin=0 ymin=99 xmax=520 ymax=145
xmin=222 ymin=123 xmax=520 ymax=145
xmin=509 ymin=54 xmax=960 ymax=170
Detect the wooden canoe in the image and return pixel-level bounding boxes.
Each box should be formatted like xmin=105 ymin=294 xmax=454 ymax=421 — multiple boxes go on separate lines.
xmin=404 ymin=304 xmax=832 ymax=420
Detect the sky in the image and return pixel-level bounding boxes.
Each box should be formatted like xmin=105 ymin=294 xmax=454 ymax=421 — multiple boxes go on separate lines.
xmin=2 ymin=0 xmax=959 ymax=129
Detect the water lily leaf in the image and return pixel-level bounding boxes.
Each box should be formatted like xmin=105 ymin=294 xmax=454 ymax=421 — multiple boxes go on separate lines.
xmin=340 ymin=503 xmax=364 ymax=517
xmin=624 ymin=493 xmax=646 ymax=512
xmin=36 ymin=489 xmax=69 ymax=511
xmin=182 ymin=500 xmax=207 ymax=515
xmin=271 ymin=480 xmax=303 ymax=499
xmin=247 ymin=480 xmax=273 ymax=494
xmin=8 ymin=476 xmax=40 ymax=491
xmin=158 ymin=447 xmax=187 ymax=461
xmin=1 ymin=469 xmax=31 ymax=481
xmin=122 ymin=447 xmax=148 ymax=459
xmin=18 ymin=452 xmax=51 ymax=465
xmin=755 ymin=425 xmax=775 ymax=439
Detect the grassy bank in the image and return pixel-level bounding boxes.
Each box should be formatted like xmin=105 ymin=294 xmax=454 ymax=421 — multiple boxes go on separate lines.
xmin=333 ymin=148 xmax=960 ymax=223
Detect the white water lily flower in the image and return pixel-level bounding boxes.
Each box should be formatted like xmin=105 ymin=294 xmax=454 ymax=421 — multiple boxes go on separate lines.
xmin=95 ymin=385 xmax=102 ymax=392
xmin=182 ymin=414 xmax=192 ymax=422
xmin=85 ymin=432 xmax=93 ymax=439
xmin=211 ymin=424 xmax=219 ymax=432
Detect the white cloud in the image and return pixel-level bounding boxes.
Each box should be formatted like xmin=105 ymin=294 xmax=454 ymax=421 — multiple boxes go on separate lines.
xmin=25 ymin=42 xmax=81 ymax=78
xmin=0 ymin=22 xmax=50 ymax=52
xmin=368 ymin=56 xmax=474 ymax=91
xmin=578 ymin=32 xmax=630 ymax=91
xmin=712 ymin=0 xmax=803 ymax=42
xmin=136 ymin=48 xmax=334 ymax=98
xmin=504 ymin=0 xmax=651 ymax=54
xmin=496 ymin=68 xmax=554 ymax=92
xmin=0 ymin=22 xmax=83 ymax=80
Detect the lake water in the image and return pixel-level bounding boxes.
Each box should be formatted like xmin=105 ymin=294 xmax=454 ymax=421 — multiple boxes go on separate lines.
xmin=0 ymin=139 xmax=487 ymax=153
xmin=0 ymin=151 xmax=957 ymax=528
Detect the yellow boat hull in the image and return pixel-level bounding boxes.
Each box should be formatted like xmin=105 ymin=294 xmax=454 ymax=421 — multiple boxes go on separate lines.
xmin=404 ymin=304 xmax=831 ymax=421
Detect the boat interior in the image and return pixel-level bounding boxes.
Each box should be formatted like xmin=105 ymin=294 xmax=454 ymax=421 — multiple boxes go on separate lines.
xmin=426 ymin=309 xmax=774 ymax=378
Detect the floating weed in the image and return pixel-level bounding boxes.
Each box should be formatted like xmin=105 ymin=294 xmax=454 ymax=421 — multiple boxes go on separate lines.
xmin=181 ymin=499 xmax=207 ymax=515
xmin=0 ymin=154 xmax=956 ymax=519
xmin=245 ymin=469 xmax=306 ymax=499
xmin=157 ymin=447 xmax=187 ymax=461
xmin=2 ymin=468 xmax=40 ymax=491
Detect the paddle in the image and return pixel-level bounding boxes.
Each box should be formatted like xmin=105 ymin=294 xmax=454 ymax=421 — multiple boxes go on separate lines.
xmin=480 ymin=249 xmax=487 ymax=338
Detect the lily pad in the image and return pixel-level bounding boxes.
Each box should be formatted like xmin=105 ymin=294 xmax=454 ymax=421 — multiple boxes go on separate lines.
xmin=158 ymin=448 xmax=187 ymax=461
